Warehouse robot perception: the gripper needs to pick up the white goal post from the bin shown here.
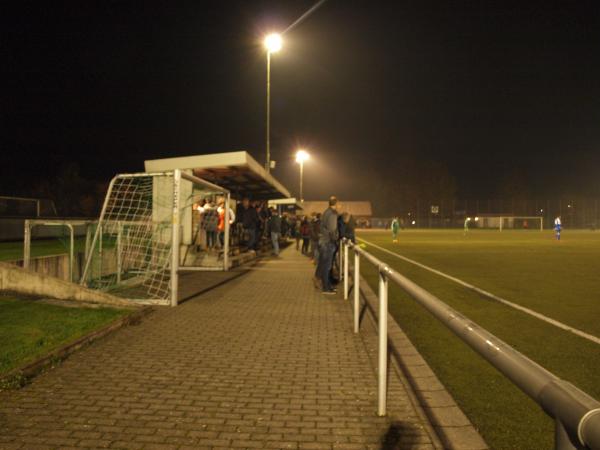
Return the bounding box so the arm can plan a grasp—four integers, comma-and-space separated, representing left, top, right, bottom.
477, 216, 544, 231
80, 169, 230, 306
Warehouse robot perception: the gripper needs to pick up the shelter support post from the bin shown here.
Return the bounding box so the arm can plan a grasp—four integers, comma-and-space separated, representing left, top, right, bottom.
224, 193, 230, 271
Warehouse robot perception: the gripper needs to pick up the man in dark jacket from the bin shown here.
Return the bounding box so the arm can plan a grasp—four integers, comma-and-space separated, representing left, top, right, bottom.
315, 196, 339, 295
268, 207, 282, 256
342, 212, 356, 243
309, 213, 321, 263
241, 198, 260, 250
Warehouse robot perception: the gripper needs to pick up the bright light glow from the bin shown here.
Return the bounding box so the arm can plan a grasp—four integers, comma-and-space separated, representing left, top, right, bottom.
264, 33, 282, 53
474, 217, 479, 221
466, 217, 471, 221
295, 149, 310, 163
411, 220, 416, 225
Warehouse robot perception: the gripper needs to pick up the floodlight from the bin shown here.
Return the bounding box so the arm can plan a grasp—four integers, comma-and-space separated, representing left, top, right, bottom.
474, 217, 479, 221
295, 149, 310, 163
264, 33, 282, 53
411, 220, 416, 225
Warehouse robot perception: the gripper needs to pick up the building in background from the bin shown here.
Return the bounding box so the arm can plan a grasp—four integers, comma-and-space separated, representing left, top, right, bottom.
300, 201, 373, 226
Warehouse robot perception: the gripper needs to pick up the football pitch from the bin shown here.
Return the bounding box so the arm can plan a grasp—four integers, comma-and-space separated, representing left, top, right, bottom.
357, 229, 600, 450
0, 238, 87, 262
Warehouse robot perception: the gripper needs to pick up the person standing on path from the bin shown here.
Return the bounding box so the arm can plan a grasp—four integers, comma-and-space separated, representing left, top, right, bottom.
217, 198, 235, 248
391, 217, 400, 243
300, 217, 311, 255
316, 196, 339, 295
268, 208, 282, 256
202, 200, 219, 251
342, 212, 356, 243
310, 213, 321, 264
294, 218, 301, 251
241, 198, 260, 250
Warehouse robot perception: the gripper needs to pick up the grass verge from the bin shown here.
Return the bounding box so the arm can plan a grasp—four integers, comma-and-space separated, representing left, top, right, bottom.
0, 296, 127, 378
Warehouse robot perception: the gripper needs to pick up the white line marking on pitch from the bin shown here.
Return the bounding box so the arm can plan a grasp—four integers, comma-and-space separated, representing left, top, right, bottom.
358, 237, 600, 346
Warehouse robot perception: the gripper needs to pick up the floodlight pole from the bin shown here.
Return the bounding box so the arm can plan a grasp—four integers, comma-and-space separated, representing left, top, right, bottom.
265, 51, 272, 173
299, 160, 304, 202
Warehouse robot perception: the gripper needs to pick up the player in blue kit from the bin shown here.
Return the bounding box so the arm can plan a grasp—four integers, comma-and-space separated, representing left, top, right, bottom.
554, 215, 562, 240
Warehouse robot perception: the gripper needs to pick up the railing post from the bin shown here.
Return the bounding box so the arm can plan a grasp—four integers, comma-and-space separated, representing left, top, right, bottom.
223, 193, 230, 271
354, 250, 360, 333
378, 269, 389, 416
339, 242, 343, 281
343, 241, 349, 299
554, 420, 577, 450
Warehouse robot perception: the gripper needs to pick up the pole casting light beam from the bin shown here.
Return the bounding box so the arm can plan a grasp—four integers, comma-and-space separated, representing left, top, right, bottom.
264, 33, 282, 173
295, 149, 310, 202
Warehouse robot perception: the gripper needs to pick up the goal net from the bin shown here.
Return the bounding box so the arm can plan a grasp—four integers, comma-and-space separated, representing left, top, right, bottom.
476, 216, 544, 231
80, 170, 230, 306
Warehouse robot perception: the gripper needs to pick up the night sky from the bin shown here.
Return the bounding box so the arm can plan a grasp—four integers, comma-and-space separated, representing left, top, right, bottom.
2, 1, 600, 207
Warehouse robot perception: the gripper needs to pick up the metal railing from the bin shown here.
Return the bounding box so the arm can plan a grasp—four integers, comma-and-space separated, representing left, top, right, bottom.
340, 238, 600, 450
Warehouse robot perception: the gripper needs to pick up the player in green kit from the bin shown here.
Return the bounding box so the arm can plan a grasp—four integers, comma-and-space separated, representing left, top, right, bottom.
391, 217, 400, 243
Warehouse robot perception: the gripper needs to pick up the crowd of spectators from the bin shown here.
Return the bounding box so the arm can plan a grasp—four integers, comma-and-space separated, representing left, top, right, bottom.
192, 194, 356, 290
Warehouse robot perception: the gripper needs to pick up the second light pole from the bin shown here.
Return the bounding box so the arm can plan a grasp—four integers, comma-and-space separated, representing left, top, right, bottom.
295, 149, 310, 202
264, 33, 282, 173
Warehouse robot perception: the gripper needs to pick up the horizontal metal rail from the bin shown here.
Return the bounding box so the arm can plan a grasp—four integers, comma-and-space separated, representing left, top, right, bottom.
341, 238, 600, 450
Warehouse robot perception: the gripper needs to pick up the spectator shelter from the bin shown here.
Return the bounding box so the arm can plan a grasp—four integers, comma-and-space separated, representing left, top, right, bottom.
144, 150, 292, 262
145, 151, 291, 201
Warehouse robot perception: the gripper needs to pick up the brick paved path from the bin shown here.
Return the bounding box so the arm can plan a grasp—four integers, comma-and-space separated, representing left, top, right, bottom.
0, 247, 438, 450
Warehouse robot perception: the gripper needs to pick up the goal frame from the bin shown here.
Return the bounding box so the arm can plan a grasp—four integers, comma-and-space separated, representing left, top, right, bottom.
80, 169, 231, 306
497, 216, 544, 231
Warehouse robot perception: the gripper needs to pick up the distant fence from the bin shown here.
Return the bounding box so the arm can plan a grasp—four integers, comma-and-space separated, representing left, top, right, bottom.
372, 198, 600, 229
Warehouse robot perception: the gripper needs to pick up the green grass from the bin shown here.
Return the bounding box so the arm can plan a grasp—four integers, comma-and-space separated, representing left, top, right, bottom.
357, 229, 600, 450
0, 238, 87, 262
0, 297, 127, 377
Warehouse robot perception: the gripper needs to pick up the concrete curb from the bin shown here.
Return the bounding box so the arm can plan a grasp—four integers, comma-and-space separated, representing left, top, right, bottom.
358, 275, 489, 450
0, 305, 153, 390
0, 261, 138, 309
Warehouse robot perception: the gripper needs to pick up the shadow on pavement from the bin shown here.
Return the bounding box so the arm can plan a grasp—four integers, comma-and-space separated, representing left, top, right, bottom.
381, 421, 424, 450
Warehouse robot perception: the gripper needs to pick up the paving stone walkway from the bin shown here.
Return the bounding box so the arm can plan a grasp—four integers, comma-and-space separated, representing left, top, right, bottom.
0, 246, 438, 450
